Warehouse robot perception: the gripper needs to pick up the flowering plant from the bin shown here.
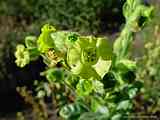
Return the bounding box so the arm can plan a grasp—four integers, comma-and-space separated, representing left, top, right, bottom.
15, 0, 153, 119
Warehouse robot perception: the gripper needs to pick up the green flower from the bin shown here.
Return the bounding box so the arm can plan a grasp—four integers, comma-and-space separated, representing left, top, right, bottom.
15, 44, 30, 67
67, 36, 112, 80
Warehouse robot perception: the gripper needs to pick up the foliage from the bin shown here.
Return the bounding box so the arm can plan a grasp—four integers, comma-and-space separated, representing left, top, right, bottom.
0, 0, 124, 34
135, 4, 160, 115
15, 0, 153, 119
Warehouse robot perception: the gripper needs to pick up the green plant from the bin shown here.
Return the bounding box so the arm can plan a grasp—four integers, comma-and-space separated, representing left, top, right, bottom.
15, 0, 153, 119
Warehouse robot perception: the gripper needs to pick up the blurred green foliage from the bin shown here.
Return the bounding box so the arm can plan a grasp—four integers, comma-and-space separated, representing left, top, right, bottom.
135, 2, 160, 116
0, 0, 124, 34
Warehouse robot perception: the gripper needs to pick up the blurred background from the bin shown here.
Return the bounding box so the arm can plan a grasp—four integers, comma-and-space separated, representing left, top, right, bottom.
0, 0, 159, 119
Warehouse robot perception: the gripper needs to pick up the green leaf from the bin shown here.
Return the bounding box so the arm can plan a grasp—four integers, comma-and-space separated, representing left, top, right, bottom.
78, 64, 100, 79
51, 31, 68, 53
79, 112, 109, 120
67, 46, 81, 68
93, 58, 112, 79
37, 90, 45, 98
93, 80, 104, 94
76, 79, 93, 96
28, 48, 40, 61
60, 103, 88, 120
91, 97, 109, 116
91, 97, 103, 111
45, 68, 64, 82
116, 59, 136, 72
117, 100, 132, 111
111, 114, 122, 120
113, 30, 133, 60
97, 37, 112, 60
25, 36, 37, 49
77, 36, 96, 49
102, 72, 117, 89
132, 81, 143, 89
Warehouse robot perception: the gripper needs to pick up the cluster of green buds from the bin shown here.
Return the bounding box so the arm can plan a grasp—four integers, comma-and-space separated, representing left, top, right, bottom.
15, 44, 30, 67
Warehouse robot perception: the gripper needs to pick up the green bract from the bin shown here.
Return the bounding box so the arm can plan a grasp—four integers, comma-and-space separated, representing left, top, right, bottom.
25, 36, 37, 49
37, 24, 56, 53
67, 36, 112, 79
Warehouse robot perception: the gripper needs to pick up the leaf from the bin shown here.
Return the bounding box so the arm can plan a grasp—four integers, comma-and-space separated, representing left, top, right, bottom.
117, 100, 132, 111
67, 46, 81, 68
77, 36, 96, 48
121, 70, 136, 83
60, 103, 88, 120
93, 58, 112, 79
37, 90, 45, 98
125, 81, 143, 98
25, 36, 37, 49
102, 72, 117, 89
132, 81, 143, 89
116, 59, 136, 72
97, 37, 112, 60
46, 68, 64, 82
111, 114, 122, 120
79, 112, 109, 120
93, 80, 104, 94
91, 97, 109, 116
51, 31, 68, 53
28, 48, 40, 61
113, 30, 133, 60
78, 64, 100, 79
76, 79, 93, 96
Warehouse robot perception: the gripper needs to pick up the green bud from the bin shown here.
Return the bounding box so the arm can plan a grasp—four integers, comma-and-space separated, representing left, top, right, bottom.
15, 44, 30, 67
